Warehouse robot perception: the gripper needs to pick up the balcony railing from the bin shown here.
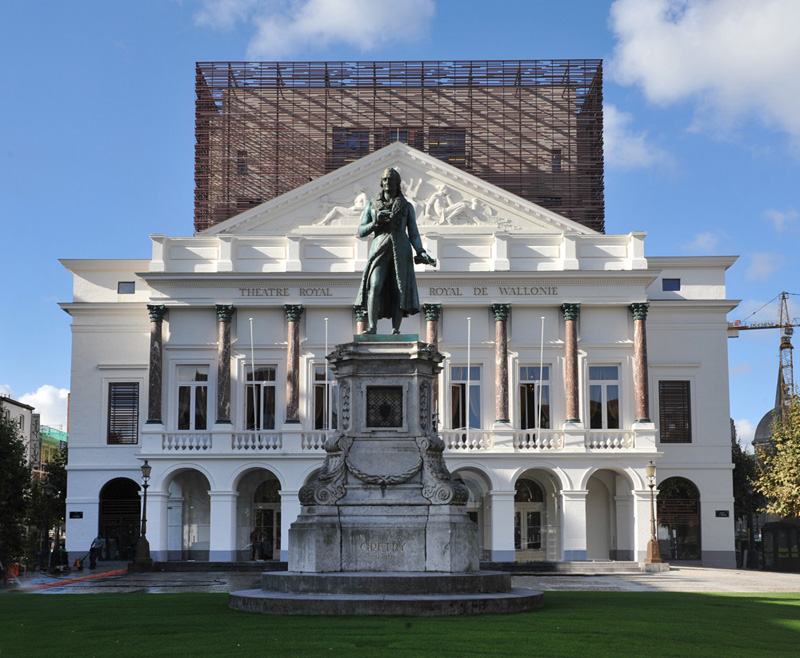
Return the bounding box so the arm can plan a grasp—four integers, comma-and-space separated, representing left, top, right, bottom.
441, 429, 493, 451
162, 432, 212, 451
232, 431, 282, 451
585, 430, 635, 450
145, 425, 649, 456
301, 431, 332, 451
514, 430, 564, 451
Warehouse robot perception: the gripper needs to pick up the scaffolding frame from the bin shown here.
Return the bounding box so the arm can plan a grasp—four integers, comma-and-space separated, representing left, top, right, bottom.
195, 60, 604, 232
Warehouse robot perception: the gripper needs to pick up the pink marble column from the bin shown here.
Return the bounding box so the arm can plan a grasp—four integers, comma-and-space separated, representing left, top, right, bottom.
353, 305, 368, 335
630, 303, 651, 422
423, 303, 442, 417
284, 304, 304, 423
146, 305, 167, 424
216, 304, 235, 424
561, 303, 580, 423
492, 303, 510, 423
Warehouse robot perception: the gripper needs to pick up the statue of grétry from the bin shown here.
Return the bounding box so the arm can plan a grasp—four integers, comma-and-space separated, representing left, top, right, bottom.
355, 168, 436, 334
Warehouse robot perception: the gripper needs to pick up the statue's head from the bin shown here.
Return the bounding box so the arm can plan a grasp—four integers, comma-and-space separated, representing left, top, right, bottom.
381, 168, 401, 197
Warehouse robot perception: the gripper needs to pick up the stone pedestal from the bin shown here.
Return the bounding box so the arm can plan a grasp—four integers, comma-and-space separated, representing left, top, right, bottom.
290, 335, 478, 573
231, 335, 542, 615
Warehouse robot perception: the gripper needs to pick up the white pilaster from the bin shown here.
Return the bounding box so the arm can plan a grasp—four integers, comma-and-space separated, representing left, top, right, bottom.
633, 489, 652, 562
147, 491, 170, 563
209, 491, 239, 562
280, 490, 301, 562
488, 489, 516, 561
561, 489, 588, 560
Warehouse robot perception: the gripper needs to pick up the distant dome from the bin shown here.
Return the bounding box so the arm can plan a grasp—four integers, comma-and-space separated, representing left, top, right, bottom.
754, 407, 782, 443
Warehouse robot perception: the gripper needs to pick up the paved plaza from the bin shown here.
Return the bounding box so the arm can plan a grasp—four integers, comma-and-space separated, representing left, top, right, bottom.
6, 564, 800, 596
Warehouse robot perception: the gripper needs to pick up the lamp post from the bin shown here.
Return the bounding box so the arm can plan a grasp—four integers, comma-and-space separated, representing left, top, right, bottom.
745, 482, 757, 569
645, 460, 662, 564
42, 483, 57, 571
134, 460, 153, 568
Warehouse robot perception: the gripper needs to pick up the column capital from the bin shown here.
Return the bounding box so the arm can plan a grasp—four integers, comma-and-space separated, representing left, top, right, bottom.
147, 304, 168, 323
215, 304, 236, 322
284, 304, 304, 323
561, 303, 581, 321
353, 305, 368, 322
491, 303, 510, 322
630, 302, 650, 321
423, 303, 442, 322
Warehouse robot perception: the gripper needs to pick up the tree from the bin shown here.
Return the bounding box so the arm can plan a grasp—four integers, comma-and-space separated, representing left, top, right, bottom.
754, 394, 800, 518
0, 412, 32, 567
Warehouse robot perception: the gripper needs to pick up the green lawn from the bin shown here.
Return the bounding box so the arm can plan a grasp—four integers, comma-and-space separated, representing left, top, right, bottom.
1, 591, 798, 657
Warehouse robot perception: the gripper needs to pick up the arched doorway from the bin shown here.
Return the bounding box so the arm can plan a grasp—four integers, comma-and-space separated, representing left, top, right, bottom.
166, 470, 211, 561
657, 477, 701, 561
585, 470, 634, 561
236, 470, 281, 561
98, 478, 140, 561
514, 478, 546, 561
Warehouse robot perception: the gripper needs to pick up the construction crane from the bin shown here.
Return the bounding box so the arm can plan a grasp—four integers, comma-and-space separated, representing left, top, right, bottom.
728, 292, 800, 408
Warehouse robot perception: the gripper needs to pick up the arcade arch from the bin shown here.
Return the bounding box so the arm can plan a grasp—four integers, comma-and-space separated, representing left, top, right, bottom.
236, 469, 282, 561
165, 469, 211, 561
513, 470, 561, 562
657, 477, 701, 561
585, 469, 634, 561
98, 478, 140, 561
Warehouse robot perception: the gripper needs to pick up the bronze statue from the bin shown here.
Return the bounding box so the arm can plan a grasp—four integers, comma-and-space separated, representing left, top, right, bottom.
355, 168, 436, 334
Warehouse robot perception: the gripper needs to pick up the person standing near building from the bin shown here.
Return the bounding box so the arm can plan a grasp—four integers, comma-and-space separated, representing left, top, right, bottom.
89, 534, 105, 569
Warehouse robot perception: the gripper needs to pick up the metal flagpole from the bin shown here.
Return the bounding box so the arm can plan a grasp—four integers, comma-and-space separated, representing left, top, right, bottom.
249, 318, 256, 429
325, 317, 331, 433
467, 316, 471, 448
538, 316, 545, 442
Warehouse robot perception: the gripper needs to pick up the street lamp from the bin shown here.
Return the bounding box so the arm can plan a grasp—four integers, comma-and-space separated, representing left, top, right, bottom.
42, 483, 57, 571
645, 460, 663, 564
134, 460, 153, 568
745, 482, 757, 569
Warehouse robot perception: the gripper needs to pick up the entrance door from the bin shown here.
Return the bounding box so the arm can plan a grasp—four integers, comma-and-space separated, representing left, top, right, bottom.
514, 508, 542, 551
253, 506, 280, 560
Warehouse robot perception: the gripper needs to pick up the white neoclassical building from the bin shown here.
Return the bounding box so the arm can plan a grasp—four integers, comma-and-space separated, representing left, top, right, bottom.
61, 143, 737, 567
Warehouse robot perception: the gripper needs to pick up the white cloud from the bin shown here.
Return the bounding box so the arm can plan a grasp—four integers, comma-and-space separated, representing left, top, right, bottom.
745, 252, 785, 282
18, 385, 69, 430
0, 384, 13, 397
603, 104, 672, 170
763, 208, 799, 233
194, 0, 259, 30
729, 362, 752, 377
194, 0, 436, 59
735, 418, 755, 445
608, 0, 800, 147
682, 230, 725, 254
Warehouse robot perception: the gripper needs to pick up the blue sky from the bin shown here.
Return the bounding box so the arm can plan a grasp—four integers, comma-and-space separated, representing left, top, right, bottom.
1, 0, 798, 445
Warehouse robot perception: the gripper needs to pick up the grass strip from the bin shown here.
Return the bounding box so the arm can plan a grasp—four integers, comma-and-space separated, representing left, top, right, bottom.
1, 591, 798, 657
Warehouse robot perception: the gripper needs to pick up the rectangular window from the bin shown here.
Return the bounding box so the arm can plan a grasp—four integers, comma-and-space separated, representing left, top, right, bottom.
177, 366, 209, 431
588, 366, 620, 429
374, 127, 424, 151
314, 365, 338, 430
551, 149, 562, 172
519, 366, 550, 429
451, 365, 481, 429
429, 127, 467, 165
246, 366, 276, 431
662, 278, 681, 291
117, 281, 135, 294
108, 382, 139, 444
659, 381, 692, 443
236, 150, 249, 175
330, 128, 370, 169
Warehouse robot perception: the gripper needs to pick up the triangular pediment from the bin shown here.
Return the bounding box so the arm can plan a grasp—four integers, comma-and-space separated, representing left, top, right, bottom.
200, 142, 597, 237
